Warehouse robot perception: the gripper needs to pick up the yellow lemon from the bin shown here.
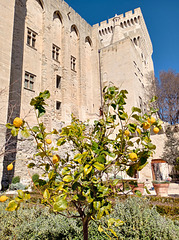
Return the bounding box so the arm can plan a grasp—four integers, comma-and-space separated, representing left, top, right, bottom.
148, 117, 156, 124
7, 163, 13, 171
52, 155, 60, 164
13, 117, 23, 128
129, 152, 138, 161
142, 122, 150, 130
124, 130, 130, 136
45, 139, 52, 144
0, 196, 9, 202
153, 127, 159, 134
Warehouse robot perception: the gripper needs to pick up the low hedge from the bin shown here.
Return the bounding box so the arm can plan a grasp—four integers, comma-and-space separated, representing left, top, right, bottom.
0, 197, 178, 240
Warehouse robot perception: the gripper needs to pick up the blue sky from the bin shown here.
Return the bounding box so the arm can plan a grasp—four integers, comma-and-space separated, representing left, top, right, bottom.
65, 0, 179, 79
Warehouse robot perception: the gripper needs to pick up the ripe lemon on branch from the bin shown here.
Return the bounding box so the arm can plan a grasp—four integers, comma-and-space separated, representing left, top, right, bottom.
0, 196, 8, 202
153, 127, 159, 134
7, 163, 13, 171
45, 139, 52, 144
13, 117, 23, 128
52, 155, 60, 164
129, 152, 138, 161
142, 122, 150, 130
147, 117, 156, 124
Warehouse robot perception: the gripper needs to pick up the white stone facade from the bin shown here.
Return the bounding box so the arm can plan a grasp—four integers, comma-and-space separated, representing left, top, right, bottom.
0, 0, 160, 188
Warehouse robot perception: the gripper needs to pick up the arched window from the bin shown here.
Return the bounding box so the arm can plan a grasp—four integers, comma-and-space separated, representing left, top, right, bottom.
85, 36, 92, 47
108, 27, 111, 33
124, 21, 127, 27
134, 17, 138, 24
53, 11, 63, 24
134, 38, 137, 46
127, 20, 131, 26
99, 30, 102, 36
131, 18, 134, 25
71, 25, 79, 39
120, 22, 123, 28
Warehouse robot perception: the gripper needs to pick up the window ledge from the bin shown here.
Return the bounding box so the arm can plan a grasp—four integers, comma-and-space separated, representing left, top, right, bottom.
26, 44, 37, 51
24, 87, 35, 92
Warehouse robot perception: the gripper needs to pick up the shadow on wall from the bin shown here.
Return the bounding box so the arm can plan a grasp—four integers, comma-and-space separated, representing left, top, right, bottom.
1, 0, 27, 191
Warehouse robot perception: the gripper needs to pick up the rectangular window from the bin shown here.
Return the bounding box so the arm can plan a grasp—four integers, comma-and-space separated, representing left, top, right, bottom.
52, 44, 60, 62
71, 56, 76, 71
24, 72, 35, 91
27, 28, 37, 48
56, 101, 61, 110
56, 75, 61, 89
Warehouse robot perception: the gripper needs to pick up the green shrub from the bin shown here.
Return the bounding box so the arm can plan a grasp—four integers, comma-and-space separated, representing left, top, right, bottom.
9, 183, 26, 190
110, 197, 179, 240
11, 176, 20, 184
0, 198, 178, 240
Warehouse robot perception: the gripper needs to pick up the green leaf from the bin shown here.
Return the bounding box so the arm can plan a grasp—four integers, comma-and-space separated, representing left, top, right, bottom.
53, 199, 67, 212
6, 123, 13, 129
132, 107, 141, 113
98, 225, 103, 233
17, 190, 24, 199
113, 179, 119, 185
145, 186, 151, 194
132, 114, 140, 121
27, 163, 35, 168
45, 163, 50, 172
93, 201, 101, 210
11, 127, 19, 136
57, 138, 66, 146
39, 90, 50, 100
48, 171, 56, 180
126, 165, 136, 177
32, 126, 39, 132
135, 190, 142, 197
93, 162, 104, 171
63, 175, 73, 182
150, 96, 158, 103
109, 229, 118, 237
43, 189, 50, 199
5, 200, 18, 211
147, 142, 156, 150
21, 128, 30, 138
84, 164, 92, 175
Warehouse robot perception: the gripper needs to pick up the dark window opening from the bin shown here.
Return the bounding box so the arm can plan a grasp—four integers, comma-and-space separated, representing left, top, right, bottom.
56, 101, 61, 110
56, 75, 61, 88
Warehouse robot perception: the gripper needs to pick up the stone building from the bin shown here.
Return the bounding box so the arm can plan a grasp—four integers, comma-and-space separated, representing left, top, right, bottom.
0, 0, 156, 188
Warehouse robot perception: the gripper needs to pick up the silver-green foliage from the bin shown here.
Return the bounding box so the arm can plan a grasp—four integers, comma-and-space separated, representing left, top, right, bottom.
0, 198, 178, 240
110, 197, 179, 240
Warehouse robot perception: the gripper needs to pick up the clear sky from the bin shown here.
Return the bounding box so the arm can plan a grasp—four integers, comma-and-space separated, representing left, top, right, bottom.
65, 0, 179, 79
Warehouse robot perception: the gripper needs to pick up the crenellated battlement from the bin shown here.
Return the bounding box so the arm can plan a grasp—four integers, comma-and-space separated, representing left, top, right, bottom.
94, 7, 142, 28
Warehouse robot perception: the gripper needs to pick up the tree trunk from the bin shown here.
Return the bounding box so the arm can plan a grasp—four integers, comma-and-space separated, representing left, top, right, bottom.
82, 218, 89, 240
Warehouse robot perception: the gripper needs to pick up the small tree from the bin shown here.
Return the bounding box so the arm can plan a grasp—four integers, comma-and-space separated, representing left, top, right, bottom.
147, 69, 179, 125
3, 87, 162, 240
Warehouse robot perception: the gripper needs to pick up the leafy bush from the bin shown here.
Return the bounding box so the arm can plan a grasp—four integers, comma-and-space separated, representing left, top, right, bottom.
32, 173, 39, 183
0, 198, 179, 240
110, 197, 179, 240
9, 183, 26, 190
11, 176, 20, 184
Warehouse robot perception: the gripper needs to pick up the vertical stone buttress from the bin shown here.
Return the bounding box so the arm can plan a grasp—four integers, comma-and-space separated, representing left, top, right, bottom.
1, 0, 26, 190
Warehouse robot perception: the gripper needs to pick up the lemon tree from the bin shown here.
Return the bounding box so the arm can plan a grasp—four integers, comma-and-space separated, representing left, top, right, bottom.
4, 87, 162, 240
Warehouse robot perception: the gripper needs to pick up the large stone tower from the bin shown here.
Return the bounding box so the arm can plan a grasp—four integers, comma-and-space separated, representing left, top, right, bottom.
0, 0, 155, 188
